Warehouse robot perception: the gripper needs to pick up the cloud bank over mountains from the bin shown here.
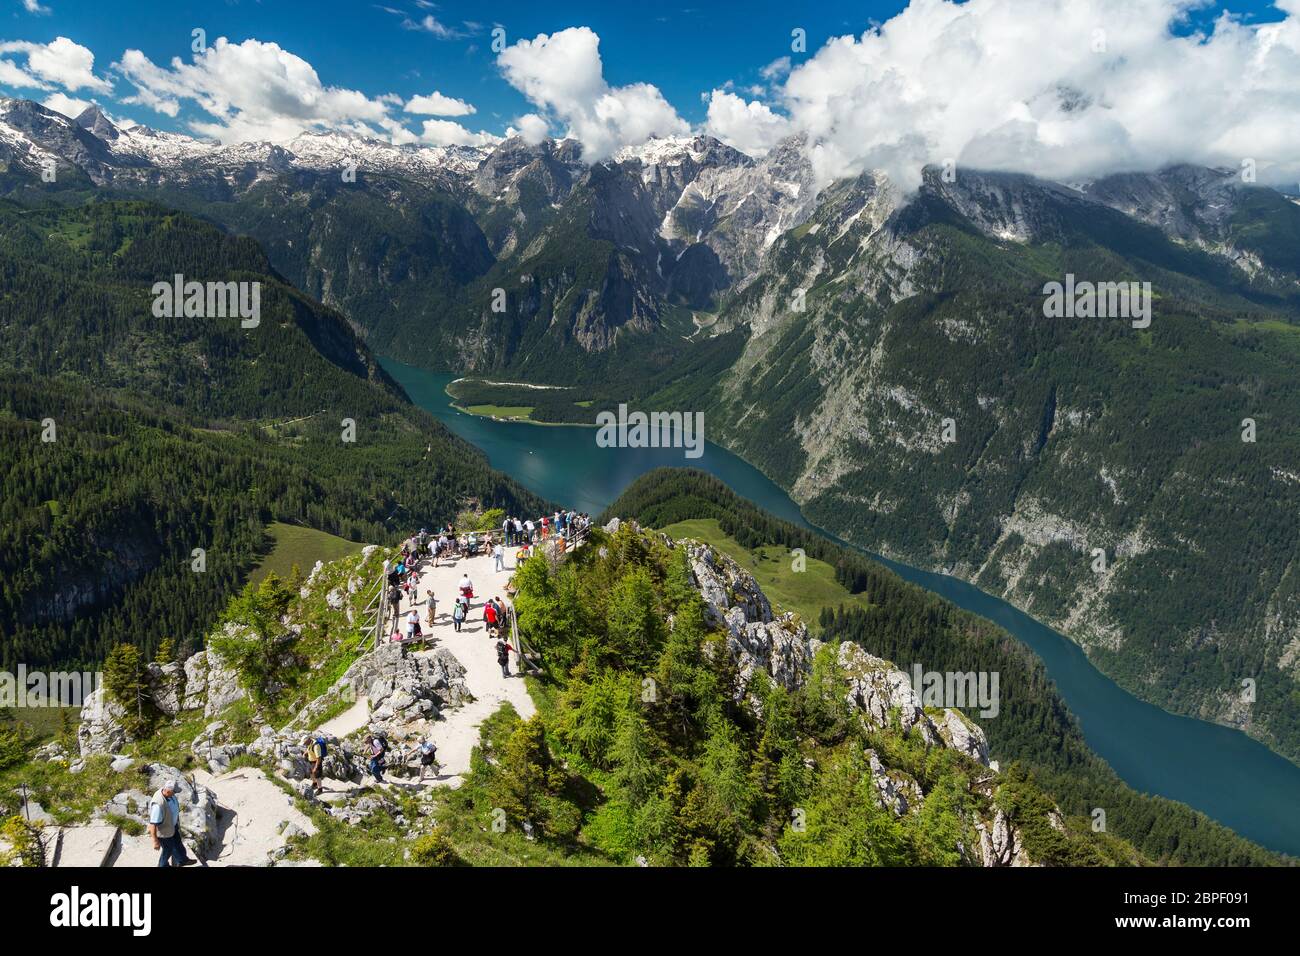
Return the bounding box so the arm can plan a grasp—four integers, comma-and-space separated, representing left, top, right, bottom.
718, 0, 1300, 190
2, 0, 1299, 189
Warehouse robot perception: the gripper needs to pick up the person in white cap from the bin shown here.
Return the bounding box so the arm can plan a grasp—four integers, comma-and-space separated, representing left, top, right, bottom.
149, 779, 194, 867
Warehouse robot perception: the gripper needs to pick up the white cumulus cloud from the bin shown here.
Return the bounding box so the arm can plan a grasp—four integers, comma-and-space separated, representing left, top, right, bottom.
404, 91, 475, 116
418, 117, 500, 147
765, 0, 1300, 191
510, 112, 550, 145
704, 89, 792, 157
41, 91, 90, 117
0, 36, 111, 93
497, 26, 689, 161
113, 37, 397, 143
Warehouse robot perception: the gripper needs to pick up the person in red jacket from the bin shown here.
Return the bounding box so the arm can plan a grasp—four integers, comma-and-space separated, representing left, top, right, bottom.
484, 600, 498, 636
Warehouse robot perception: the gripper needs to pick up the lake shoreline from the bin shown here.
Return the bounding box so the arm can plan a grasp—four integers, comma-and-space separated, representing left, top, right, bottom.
380, 355, 1300, 856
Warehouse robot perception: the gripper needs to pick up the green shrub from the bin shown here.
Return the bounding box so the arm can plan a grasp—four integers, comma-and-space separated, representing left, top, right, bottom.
0, 815, 43, 867
410, 828, 463, 866
0, 723, 33, 772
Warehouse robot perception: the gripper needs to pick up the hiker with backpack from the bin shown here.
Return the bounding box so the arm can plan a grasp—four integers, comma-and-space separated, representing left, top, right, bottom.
303, 734, 326, 794
452, 598, 467, 632
367, 734, 388, 783
415, 739, 439, 781
495, 637, 518, 678
149, 779, 195, 868
405, 608, 421, 642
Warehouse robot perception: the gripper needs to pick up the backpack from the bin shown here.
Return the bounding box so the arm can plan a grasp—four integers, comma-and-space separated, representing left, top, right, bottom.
314, 736, 328, 760
496, 642, 510, 664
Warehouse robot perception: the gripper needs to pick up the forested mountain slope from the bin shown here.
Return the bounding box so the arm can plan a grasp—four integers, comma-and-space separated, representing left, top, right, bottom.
603, 469, 1282, 865
709, 169, 1300, 763
0, 199, 545, 671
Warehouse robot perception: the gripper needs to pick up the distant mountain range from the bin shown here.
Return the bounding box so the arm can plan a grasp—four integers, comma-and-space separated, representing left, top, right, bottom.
6, 96, 1300, 767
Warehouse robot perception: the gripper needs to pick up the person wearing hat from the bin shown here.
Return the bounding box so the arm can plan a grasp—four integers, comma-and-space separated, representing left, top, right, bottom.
149, 779, 194, 867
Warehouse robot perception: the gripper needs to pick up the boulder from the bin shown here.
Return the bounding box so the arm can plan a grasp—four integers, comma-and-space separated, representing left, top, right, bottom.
32, 741, 69, 763
145, 661, 185, 716
76, 687, 127, 757
102, 789, 151, 817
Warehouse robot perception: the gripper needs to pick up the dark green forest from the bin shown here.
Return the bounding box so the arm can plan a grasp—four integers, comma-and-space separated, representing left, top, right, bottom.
0, 199, 546, 671
462, 520, 1143, 866
603, 468, 1284, 865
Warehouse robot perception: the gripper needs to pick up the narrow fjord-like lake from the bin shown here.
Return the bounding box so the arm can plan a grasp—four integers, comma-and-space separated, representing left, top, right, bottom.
382, 357, 1300, 856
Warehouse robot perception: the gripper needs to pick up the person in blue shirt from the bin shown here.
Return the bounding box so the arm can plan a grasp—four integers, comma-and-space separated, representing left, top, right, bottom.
149, 779, 194, 867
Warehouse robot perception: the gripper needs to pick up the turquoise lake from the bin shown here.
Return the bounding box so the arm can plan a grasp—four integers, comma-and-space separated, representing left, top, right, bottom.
382, 357, 1300, 857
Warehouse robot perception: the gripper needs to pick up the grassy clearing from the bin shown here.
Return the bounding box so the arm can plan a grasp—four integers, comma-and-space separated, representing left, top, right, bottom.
250, 522, 367, 586
0, 704, 80, 743
465, 403, 535, 421
660, 517, 875, 627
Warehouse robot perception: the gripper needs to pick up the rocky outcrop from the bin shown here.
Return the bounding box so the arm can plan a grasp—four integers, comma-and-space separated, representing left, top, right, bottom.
687, 542, 773, 628
683, 540, 992, 770
246, 727, 361, 783
865, 749, 923, 815
76, 687, 128, 758
727, 615, 815, 695
343, 643, 472, 726
935, 708, 991, 766
838, 643, 942, 748
145, 661, 185, 716
974, 809, 1038, 867
181, 646, 245, 717
666, 531, 1051, 862
683, 542, 814, 703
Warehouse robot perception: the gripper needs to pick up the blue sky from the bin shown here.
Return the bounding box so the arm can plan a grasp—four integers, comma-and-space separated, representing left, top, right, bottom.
3, 0, 1298, 190
3, 0, 1289, 135
4, 0, 917, 130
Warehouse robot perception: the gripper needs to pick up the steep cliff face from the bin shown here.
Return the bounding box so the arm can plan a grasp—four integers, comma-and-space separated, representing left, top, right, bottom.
710, 165, 1300, 762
